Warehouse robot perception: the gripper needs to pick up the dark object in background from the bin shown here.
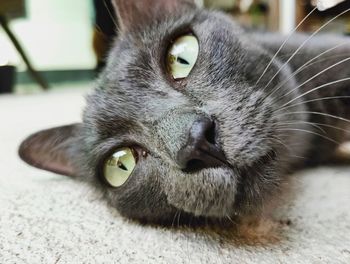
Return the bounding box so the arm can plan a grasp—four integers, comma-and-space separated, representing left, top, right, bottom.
0, 0, 26, 19
304, 0, 350, 35
0, 65, 15, 94
306, 0, 350, 17
93, 0, 119, 72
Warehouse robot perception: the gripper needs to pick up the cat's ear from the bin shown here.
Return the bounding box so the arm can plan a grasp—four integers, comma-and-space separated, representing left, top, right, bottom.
19, 124, 81, 177
112, 0, 196, 32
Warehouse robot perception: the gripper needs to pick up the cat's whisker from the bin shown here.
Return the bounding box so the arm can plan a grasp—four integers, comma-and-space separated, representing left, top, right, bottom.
276, 95, 350, 113
255, 7, 317, 86
274, 140, 308, 150
255, 166, 276, 184
269, 136, 307, 160
205, 216, 209, 229
277, 121, 327, 134
279, 119, 350, 133
274, 111, 350, 125
263, 42, 350, 102
194, 196, 201, 222
304, 122, 349, 133
269, 136, 290, 151
187, 214, 194, 228
254, 134, 297, 153
275, 60, 350, 108
277, 50, 350, 60
177, 211, 182, 228
272, 131, 324, 159
261, 8, 350, 93
171, 210, 179, 229
276, 128, 340, 144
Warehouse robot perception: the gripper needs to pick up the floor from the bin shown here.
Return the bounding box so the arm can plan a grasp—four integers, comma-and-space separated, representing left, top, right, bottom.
0, 85, 349, 263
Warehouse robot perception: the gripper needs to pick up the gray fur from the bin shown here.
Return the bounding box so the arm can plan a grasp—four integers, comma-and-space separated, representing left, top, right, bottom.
19, 1, 350, 224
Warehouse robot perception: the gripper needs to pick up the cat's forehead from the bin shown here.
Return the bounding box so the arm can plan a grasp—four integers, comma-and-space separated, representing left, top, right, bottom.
109, 10, 242, 66
86, 10, 247, 137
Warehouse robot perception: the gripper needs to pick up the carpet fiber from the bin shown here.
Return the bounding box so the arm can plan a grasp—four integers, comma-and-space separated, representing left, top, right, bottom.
0, 88, 349, 263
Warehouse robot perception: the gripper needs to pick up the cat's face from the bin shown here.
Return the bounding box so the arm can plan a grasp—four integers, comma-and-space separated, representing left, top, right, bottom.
19, 0, 308, 223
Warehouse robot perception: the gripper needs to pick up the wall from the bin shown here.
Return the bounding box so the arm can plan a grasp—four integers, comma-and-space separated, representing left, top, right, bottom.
0, 0, 95, 71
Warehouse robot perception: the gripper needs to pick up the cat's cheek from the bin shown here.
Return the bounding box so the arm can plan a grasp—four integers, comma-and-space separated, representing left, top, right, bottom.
161, 167, 238, 218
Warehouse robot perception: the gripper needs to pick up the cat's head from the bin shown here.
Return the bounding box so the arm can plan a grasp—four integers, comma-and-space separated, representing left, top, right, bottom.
19, 0, 308, 224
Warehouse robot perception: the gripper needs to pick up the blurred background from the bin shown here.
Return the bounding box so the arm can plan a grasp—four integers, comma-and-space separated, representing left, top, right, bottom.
0, 0, 350, 94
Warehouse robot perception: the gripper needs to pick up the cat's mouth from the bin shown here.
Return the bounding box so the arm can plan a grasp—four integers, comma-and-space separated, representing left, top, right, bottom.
166, 149, 278, 218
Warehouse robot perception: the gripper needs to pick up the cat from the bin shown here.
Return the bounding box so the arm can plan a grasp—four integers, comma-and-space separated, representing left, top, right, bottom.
19, 0, 350, 224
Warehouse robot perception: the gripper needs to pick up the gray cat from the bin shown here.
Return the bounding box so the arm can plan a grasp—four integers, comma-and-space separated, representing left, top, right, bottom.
19, 0, 350, 224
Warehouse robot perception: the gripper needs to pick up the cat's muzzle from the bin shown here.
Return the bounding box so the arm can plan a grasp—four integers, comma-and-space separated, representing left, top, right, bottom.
177, 116, 227, 173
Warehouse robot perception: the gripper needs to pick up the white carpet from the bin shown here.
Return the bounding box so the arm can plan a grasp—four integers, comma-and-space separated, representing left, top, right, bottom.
0, 88, 349, 264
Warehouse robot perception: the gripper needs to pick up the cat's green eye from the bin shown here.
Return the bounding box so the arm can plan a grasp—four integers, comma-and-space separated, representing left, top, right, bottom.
104, 147, 136, 187
167, 35, 199, 80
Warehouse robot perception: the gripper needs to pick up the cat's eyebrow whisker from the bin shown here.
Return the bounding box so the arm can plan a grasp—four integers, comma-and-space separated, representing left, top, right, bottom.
95, 24, 104, 35
225, 214, 236, 225
263, 42, 350, 102
103, 0, 119, 29
260, 8, 350, 94
276, 128, 340, 145
274, 59, 350, 108
274, 111, 350, 125
255, 7, 317, 86
276, 95, 350, 113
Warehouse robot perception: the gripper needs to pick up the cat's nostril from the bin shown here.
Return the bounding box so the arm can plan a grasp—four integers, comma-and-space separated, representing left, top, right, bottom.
183, 159, 206, 173
205, 121, 217, 145
177, 117, 226, 172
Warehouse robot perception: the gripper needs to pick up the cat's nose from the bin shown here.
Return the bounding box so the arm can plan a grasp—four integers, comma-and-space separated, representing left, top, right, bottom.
177, 117, 226, 172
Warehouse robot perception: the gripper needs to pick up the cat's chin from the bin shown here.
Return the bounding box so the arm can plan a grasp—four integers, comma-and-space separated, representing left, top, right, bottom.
163, 166, 238, 218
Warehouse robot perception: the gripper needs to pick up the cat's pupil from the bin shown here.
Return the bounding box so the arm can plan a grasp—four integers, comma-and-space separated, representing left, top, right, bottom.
177, 57, 190, 65
117, 161, 128, 171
